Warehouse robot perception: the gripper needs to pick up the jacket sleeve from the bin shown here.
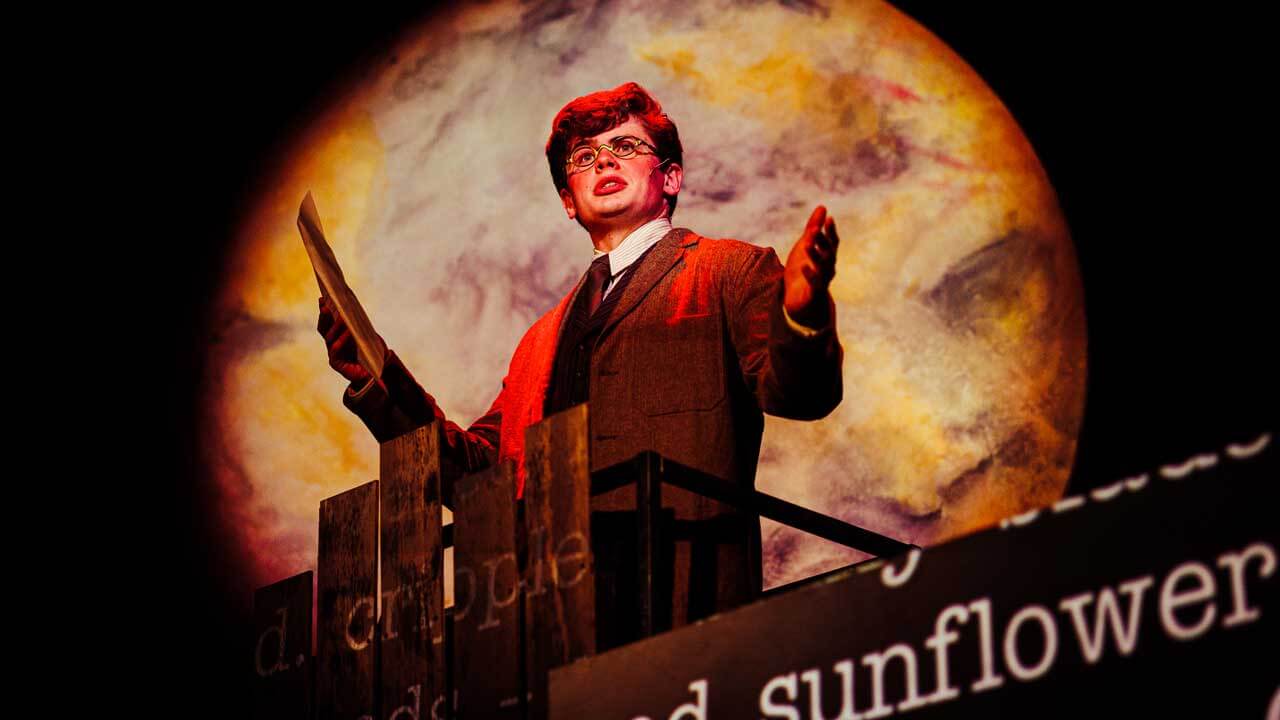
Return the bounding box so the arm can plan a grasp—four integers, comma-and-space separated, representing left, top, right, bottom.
342, 349, 502, 506
725, 245, 844, 420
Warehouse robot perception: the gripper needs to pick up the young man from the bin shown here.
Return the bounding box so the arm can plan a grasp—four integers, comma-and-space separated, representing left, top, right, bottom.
319, 82, 842, 644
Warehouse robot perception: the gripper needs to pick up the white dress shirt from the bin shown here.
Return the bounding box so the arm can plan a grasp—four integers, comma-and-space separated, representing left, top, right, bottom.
592, 216, 672, 300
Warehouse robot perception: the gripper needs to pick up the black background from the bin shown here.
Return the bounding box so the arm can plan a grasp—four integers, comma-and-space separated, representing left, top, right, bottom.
148, 1, 1273, 714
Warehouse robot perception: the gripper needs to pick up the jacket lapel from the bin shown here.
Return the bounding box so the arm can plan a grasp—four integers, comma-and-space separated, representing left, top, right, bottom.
600, 227, 698, 338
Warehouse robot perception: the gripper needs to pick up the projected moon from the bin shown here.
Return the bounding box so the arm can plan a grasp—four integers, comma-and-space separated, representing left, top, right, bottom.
200, 0, 1086, 595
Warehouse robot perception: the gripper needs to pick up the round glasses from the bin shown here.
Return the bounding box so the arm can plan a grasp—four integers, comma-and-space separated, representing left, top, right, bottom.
566, 136, 660, 174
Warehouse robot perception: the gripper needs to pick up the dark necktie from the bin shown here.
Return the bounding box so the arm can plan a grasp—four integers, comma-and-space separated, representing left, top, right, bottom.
585, 255, 612, 317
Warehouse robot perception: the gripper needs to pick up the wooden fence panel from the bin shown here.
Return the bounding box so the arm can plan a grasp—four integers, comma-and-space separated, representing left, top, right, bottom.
317, 481, 379, 720
522, 405, 595, 720
380, 424, 446, 720
452, 462, 523, 719
253, 571, 314, 720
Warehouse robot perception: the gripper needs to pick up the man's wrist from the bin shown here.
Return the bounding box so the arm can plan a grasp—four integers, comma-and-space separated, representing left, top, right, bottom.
782, 302, 827, 338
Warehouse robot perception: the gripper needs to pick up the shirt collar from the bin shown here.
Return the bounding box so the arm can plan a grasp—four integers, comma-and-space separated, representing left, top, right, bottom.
592, 217, 672, 276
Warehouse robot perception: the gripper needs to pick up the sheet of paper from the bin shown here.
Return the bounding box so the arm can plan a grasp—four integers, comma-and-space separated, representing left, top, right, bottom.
297, 192, 386, 378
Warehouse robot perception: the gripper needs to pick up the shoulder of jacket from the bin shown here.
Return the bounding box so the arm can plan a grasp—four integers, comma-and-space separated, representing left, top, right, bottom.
680, 231, 772, 260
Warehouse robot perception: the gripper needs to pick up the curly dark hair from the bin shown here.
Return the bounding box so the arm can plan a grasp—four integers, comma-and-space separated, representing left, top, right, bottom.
545, 82, 684, 216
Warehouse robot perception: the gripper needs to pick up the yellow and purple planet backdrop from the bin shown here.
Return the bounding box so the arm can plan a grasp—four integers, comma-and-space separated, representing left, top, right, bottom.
199, 0, 1085, 599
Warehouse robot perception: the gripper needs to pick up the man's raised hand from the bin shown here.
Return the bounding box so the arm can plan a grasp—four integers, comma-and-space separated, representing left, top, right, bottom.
317, 296, 374, 387
783, 205, 840, 329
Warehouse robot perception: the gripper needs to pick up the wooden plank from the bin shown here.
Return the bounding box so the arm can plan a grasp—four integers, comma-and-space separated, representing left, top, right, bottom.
253, 571, 314, 720
380, 423, 447, 720
317, 481, 379, 720
444, 607, 456, 720
452, 462, 523, 719
522, 405, 595, 720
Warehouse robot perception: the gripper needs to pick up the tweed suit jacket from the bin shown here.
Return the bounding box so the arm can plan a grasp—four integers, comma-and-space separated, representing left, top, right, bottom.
344, 226, 843, 631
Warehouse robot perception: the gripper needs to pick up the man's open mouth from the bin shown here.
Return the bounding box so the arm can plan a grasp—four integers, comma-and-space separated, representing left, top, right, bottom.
595, 177, 627, 195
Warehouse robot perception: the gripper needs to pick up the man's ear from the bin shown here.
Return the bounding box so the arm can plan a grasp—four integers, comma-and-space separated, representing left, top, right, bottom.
559, 188, 577, 220
663, 163, 684, 197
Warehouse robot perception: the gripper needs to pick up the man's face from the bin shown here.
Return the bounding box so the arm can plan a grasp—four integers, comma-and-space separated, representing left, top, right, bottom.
559, 117, 682, 233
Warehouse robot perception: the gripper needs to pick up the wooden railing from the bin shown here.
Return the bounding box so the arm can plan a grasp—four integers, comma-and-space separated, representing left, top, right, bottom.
251, 403, 911, 719
251, 426, 1277, 718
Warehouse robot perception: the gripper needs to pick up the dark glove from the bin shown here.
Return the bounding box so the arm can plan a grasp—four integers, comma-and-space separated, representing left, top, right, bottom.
317, 295, 374, 387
